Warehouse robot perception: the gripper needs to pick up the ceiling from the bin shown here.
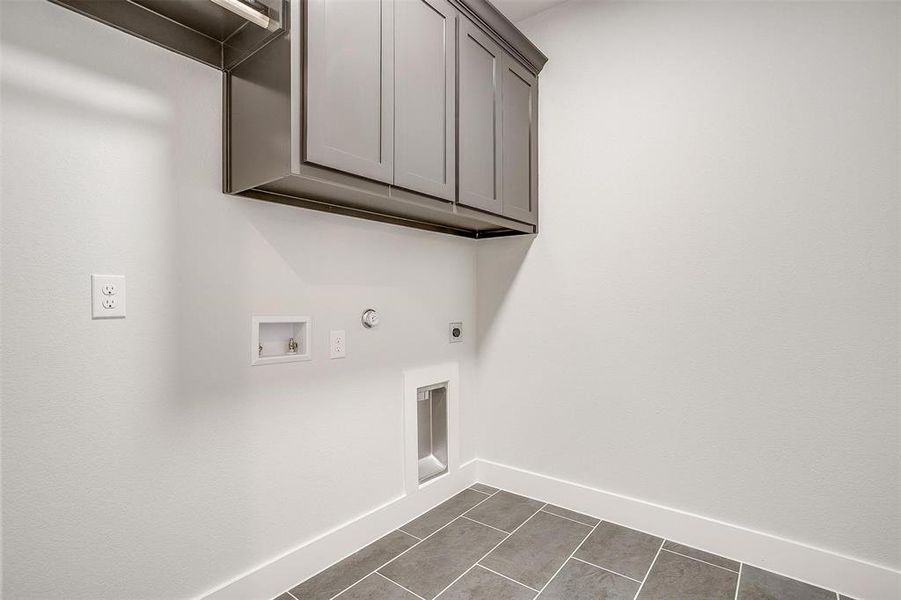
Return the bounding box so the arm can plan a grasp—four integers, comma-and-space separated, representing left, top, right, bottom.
491, 0, 570, 23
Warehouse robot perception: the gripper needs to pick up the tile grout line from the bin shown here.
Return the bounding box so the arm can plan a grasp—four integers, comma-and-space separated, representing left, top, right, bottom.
730, 560, 840, 600
321, 489, 500, 600
377, 571, 427, 600
541, 508, 740, 580
660, 548, 740, 574
433, 502, 549, 599
739, 559, 846, 596
632, 539, 666, 600
570, 556, 643, 584
583, 517, 749, 584
444, 503, 548, 598
267, 488, 839, 600
278, 488, 752, 600
324, 515, 458, 600
541, 507, 740, 594
594, 517, 666, 541
533, 518, 601, 597
397, 528, 422, 541
476, 564, 540, 593
461, 515, 510, 534
468, 486, 499, 497
539, 507, 597, 528
327, 575, 371, 599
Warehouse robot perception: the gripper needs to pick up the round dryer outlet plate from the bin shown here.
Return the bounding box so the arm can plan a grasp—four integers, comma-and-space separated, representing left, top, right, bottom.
361, 308, 379, 328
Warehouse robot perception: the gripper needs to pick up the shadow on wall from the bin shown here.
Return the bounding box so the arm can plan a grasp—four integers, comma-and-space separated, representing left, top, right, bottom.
1, 3, 481, 597
476, 235, 534, 347
0, 3, 267, 596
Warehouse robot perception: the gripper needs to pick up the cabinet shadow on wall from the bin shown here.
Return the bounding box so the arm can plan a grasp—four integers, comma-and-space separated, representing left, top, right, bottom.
477, 234, 534, 343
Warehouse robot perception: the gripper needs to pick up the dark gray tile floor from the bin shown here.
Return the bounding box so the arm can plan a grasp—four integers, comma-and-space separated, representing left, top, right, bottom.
737, 565, 837, 600
278, 485, 851, 600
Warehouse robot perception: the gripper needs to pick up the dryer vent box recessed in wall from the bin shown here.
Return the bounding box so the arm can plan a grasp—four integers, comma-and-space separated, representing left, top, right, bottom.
404, 363, 458, 492
417, 383, 448, 485
252, 316, 311, 365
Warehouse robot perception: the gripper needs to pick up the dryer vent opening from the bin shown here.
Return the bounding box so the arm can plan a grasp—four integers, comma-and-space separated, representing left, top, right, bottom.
417, 383, 448, 484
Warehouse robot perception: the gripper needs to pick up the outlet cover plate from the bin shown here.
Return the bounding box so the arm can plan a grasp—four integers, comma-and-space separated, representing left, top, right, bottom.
330, 329, 346, 359
92, 274, 126, 319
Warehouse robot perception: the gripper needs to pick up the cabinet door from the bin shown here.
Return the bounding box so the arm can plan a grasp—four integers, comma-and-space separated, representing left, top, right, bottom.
305, 0, 394, 183
394, 0, 456, 201
500, 56, 538, 224
457, 18, 503, 214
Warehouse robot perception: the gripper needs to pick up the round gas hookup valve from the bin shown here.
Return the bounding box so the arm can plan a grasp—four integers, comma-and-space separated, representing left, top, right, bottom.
361, 308, 379, 328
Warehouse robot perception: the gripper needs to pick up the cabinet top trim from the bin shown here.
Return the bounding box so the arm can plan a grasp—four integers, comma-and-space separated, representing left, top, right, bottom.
453, 0, 548, 74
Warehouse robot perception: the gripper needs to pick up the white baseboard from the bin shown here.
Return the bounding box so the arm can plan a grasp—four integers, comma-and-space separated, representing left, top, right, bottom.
475, 459, 901, 600
201, 459, 478, 600
200, 457, 899, 600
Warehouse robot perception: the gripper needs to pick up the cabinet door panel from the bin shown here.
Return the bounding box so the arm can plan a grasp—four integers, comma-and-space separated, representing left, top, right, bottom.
394, 0, 455, 201
457, 18, 502, 214
306, 0, 394, 183
501, 57, 537, 224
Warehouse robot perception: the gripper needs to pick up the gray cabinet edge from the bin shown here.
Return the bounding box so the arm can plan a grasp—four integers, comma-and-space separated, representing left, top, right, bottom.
452, 0, 548, 74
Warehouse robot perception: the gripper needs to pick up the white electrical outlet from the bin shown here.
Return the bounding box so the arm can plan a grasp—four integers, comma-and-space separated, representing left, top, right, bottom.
329, 330, 346, 359
92, 274, 126, 319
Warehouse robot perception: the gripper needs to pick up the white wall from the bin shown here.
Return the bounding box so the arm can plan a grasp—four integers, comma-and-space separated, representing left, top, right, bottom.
0, 2, 477, 598
478, 0, 900, 571
3, 0, 900, 596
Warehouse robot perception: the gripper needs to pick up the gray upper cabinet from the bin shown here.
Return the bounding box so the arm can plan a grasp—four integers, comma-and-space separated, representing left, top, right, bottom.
305, 0, 395, 183
226, 0, 547, 238
394, 0, 456, 201
500, 56, 538, 224
457, 17, 504, 215
64, 0, 549, 236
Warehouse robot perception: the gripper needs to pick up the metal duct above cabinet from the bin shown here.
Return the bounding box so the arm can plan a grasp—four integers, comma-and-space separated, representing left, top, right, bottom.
227, 0, 547, 238
50, 0, 287, 70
